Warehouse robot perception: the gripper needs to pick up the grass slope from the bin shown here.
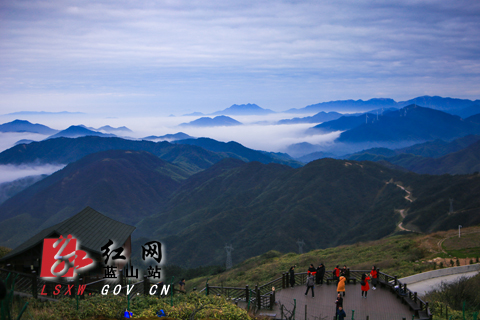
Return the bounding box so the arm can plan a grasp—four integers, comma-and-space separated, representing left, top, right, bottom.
186, 226, 480, 291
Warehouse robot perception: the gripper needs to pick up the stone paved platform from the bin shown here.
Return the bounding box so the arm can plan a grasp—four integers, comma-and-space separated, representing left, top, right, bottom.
271, 283, 418, 320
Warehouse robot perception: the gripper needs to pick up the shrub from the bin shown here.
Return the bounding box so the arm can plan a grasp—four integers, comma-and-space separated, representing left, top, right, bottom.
424, 274, 480, 312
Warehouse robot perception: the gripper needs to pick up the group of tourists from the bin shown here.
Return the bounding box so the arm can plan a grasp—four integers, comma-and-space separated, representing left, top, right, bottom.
288, 264, 380, 320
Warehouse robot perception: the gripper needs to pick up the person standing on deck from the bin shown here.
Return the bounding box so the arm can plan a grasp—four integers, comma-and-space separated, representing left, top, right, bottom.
337, 276, 346, 297
371, 266, 378, 290
336, 306, 347, 320
305, 272, 315, 297
289, 266, 296, 288
335, 292, 344, 314
316, 263, 325, 285
308, 263, 316, 276
361, 273, 370, 298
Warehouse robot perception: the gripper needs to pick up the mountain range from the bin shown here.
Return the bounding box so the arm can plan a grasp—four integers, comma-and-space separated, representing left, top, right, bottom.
143, 132, 194, 142
47, 125, 117, 139
277, 111, 343, 125
291, 105, 480, 157
1, 148, 479, 267
0, 120, 58, 135
345, 137, 480, 175
285, 96, 480, 116
211, 103, 275, 116
180, 116, 242, 127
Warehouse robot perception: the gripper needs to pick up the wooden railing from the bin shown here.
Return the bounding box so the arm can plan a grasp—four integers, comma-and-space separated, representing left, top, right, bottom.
205, 269, 433, 319
0, 268, 183, 301
1, 266, 432, 318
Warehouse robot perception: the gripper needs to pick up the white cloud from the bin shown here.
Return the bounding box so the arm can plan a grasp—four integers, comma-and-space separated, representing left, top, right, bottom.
0, 0, 479, 114
0, 132, 46, 153
0, 164, 65, 184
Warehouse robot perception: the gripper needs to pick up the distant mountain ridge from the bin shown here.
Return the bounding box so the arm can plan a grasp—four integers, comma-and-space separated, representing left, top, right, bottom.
175, 138, 303, 168
4, 111, 84, 116
211, 103, 276, 115
284, 96, 480, 115
0, 136, 301, 170
277, 111, 343, 125
179, 116, 242, 127
336, 105, 480, 143
0, 120, 58, 135
286, 98, 398, 113
143, 132, 194, 142
47, 125, 116, 139
97, 125, 132, 133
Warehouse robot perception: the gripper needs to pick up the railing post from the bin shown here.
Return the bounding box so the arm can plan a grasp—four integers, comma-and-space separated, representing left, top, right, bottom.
31, 271, 37, 299
119, 269, 124, 288
414, 292, 417, 303
283, 272, 286, 289
206, 283, 209, 296
143, 275, 150, 295
403, 283, 407, 294
255, 285, 261, 311
394, 276, 398, 286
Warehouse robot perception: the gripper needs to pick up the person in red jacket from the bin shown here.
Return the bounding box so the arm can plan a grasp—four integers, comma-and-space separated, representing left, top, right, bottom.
370, 266, 378, 290
307, 263, 316, 276
361, 273, 370, 298
333, 265, 340, 281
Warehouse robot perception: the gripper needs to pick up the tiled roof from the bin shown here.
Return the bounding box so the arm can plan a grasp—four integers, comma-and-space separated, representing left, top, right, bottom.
0, 207, 135, 261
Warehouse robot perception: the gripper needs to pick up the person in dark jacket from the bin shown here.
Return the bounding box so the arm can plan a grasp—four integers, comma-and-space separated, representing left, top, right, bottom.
335, 293, 343, 313
307, 263, 316, 276
340, 265, 347, 277
316, 263, 325, 285
336, 306, 347, 320
289, 266, 296, 288
178, 279, 186, 292
305, 272, 315, 297
371, 265, 378, 290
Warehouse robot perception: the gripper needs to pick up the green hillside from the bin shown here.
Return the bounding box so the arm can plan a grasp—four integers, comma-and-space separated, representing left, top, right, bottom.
185, 225, 480, 291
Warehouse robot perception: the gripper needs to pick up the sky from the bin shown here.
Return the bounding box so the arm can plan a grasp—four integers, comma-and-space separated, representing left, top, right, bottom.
1, 0, 480, 116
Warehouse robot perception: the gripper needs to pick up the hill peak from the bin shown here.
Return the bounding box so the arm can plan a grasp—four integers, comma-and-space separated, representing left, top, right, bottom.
211, 103, 275, 115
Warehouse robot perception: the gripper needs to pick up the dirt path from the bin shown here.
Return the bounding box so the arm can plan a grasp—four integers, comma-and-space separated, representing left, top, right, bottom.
437, 230, 480, 254
391, 181, 415, 232
394, 183, 413, 202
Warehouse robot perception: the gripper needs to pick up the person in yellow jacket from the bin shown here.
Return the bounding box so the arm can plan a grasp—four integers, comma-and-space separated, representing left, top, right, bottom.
337, 276, 346, 297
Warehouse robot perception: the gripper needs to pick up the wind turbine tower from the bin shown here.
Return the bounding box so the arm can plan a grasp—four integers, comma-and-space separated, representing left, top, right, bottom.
296, 239, 305, 254
225, 244, 234, 270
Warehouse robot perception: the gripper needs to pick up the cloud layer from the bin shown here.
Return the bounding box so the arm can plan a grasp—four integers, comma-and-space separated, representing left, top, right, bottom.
0, 164, 65, 184
1, 0, 479, 114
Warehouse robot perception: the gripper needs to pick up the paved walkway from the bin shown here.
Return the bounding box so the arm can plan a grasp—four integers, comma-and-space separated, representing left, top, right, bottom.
406, 270, 479, 297
271, 283, 418, 320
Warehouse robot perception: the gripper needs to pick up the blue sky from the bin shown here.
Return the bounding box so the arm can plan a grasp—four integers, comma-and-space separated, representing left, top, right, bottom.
1, 0, 479, 115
